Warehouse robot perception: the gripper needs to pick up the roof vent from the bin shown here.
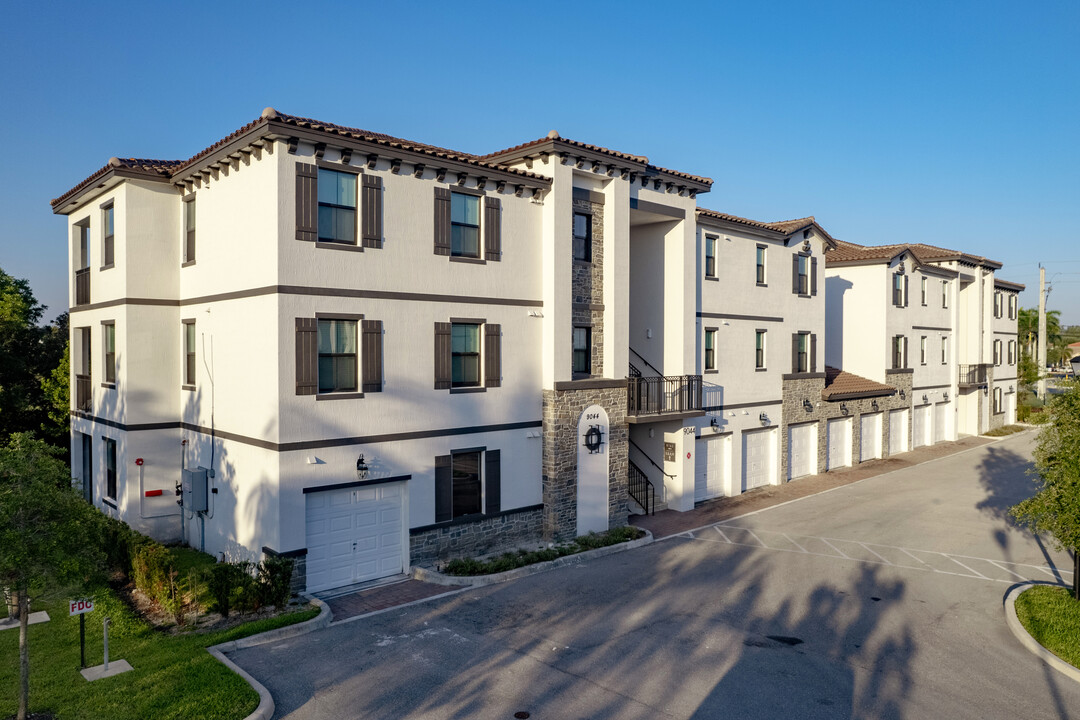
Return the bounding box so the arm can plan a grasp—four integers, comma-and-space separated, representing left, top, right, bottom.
546, 130, 560, 139
261, 106, 279, 120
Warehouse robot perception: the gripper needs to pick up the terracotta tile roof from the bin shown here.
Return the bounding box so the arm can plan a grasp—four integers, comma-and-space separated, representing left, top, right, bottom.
696, 208, 836, 246
822, 366, 897, 400
483, 133, 713, 187
826, 239, 1001, 269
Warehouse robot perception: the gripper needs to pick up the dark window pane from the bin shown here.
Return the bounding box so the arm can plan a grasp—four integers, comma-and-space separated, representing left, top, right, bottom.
452, 451, 482, 517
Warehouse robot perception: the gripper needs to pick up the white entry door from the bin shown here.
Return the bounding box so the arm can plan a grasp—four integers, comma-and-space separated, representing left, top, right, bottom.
912, 405, 930, 448
787, 422, 817, 480
934, 402, 948, 443
889, 409, 909, 455
305, 483, 404, 594
827, 417, 852, 471
695, 434, 731, 501
860, 413, 882, 462
742, 428, 775, 492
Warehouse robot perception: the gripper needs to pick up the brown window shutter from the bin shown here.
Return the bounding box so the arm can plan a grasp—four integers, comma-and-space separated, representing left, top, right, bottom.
485, 323, 501, 388
791, 333, 799, 373
361, 320, 383, 393
792, 255, 800, 294
810, 333, 817, 373
903, 336, 908, 368
811, 257, 818, 296
484, 196, 502, 261
904, 275, 909, 307
433, 187, 451, 256
295, 317, 318, 395
361, 174, 383, 248
485, 449, 501, 514
435, 454, 453, 523
295, 164, 318, 242
434, 322, 452, 389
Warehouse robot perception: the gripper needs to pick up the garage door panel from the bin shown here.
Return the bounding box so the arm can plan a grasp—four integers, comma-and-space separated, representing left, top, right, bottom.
860, 413, 881, 462
695, 435, 730, 502
742, 428, 775, 491
788, 423, 817, 480
889, 409, 908, 455
827, 418, 851, 471
934, 403, 947, 443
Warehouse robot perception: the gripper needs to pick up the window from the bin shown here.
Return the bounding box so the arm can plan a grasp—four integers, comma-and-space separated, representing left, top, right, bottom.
993, 339, 1002, 366
104, 437, 117, 501
75, 327, 91, 412
573, 212, 592, 262
704, 329, 716, 371
435, 448, 502, 522
183, 320, 196, 387
102, 204, 114, 267
994, 291, 1004, 318
794, 333, 808, 373
942, 281, 949, 309
1008, 340, 1016, 365
756, 330, 766, 370
451, 192, 480, 258
756, 246, 767, 285
317, 169, 357, 244
452, 323, 481, 387
920, 336, 927, 365
893, 273, 908, 307
993, 387, 1003, 414
921, 277, 927, 305
183, 196, 196, 263
1008, 294, 1017, 320
704, 235, 716, 278
77, 220, 90, 269
573, 326, 591, 375
102, 322, 115, 385
318, 319, 357, 393
892, 335, 907, 369
941, 336, 948, 365
794, 254, 809, 295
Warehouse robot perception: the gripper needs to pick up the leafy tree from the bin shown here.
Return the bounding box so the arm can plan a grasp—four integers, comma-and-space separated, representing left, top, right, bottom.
41, 341, 69, 436
1011, 378, 1080, 600
0, 433, 103, 720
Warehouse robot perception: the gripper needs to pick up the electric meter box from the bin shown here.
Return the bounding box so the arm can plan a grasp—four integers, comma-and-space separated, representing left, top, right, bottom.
182, 468, 209, 513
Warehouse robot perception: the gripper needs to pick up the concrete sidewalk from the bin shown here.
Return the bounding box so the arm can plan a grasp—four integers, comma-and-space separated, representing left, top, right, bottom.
631, 434, 998, 539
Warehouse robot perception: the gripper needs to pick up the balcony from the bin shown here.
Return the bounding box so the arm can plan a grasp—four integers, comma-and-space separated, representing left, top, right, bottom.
626, 375, 704, 423
75, 374, 92, 413
74, 268, 90, 306
959, 363, 989, 388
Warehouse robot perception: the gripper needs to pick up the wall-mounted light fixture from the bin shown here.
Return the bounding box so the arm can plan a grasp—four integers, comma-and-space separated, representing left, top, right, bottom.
710, 417, 719, 428
356, 454, 369, 481
922, 394, 929, 404
840, 402, 849, 415
983, 385, 989, 396
759, 412, 770, 426
943, 392, 949, 402
803, 399, 813, 412
899, 389, 906, 400
871, 400, 879, 411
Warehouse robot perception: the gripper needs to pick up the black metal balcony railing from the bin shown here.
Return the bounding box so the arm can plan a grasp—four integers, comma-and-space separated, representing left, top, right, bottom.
959, 363, 989, 386
75, 374, 92, 412
627, 375, 703, 418
74, 268, 90, 306
628, 460, 654, 516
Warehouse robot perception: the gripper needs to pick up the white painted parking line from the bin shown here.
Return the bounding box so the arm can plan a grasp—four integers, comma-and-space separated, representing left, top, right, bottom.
783, 533, 808, 553
715, 527, 733, 544
943, 555, 989, 580
859, 543, 894, 566
820, 538, 851, 560
989, 560, 1031, 581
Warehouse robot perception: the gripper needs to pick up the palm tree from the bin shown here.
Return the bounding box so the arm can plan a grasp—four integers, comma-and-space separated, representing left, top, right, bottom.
1018, 307, 1062, 361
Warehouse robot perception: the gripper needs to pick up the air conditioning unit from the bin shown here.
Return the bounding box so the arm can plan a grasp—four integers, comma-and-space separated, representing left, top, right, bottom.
182, 468, 208, 513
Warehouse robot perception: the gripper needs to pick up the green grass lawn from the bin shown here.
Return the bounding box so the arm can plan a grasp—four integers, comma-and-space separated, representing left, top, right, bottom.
1015, 585, 1080, 668
984, 424, 1028, 437
1, 584, 318, 720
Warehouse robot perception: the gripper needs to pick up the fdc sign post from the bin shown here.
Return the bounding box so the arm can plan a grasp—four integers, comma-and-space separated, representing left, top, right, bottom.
69, 598, 94, 669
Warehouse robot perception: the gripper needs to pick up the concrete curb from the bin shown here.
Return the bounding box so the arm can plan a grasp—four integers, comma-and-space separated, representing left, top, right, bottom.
1003, 581, 1080, 685
412, 530, 654, 587
206, 595, 332, 720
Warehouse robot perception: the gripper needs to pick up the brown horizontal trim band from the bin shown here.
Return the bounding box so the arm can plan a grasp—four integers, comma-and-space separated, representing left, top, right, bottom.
912, 325, 951, 332
993, 330, 1017, 335
572, 187, 605, 205
553, 379, 627, 391
262, 546, 308, 558
410, 504, 544, 535
782, 372, 827, 380
70, 285, 545, 313
995, 376, 1018, 382
822, 389, 897, 401
69, 412, 542, 452
697, 430, 734, 437
912, 384, 951, 391
702, 399, 783, 412
885, 368, 914, 375
572, 302, 605, 311
302, 474, 412, 494
630, 197, 685, 219
697, 311, 784, 323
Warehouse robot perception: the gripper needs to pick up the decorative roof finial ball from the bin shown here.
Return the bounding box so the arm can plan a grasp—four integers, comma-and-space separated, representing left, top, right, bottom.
261, 107, 279, 120
547, 130, 560, 139
108, 157, 122, 167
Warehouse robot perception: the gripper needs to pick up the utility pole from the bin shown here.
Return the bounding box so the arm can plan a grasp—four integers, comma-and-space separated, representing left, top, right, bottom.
1038, 265, 1047, 400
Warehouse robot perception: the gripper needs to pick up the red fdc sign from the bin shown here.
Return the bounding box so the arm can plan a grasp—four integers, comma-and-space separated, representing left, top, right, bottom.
69, 599, 94, 616
145, 489, 163, 497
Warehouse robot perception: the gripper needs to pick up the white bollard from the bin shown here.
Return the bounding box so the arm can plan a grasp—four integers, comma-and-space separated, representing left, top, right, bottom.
103, 617, 111, 672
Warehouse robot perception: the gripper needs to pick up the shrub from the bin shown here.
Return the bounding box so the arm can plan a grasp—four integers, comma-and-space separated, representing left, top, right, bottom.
443, 526, 645, 576
258, 555, 294, 609
208, 563, 242, 618
132, 543, 172, 601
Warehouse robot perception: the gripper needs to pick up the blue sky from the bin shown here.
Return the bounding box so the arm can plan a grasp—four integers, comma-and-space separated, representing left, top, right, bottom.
2, 0, 1078, 324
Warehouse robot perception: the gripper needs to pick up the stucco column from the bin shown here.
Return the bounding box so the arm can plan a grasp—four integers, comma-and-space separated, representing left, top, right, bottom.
663, 426, 697, 512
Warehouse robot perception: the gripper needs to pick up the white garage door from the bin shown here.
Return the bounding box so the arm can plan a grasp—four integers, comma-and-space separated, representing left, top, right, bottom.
1006, 393, 1015, 425
787, 422, 817, 480
742, 428, 775, 492
889, 409, 908, 455
912, 405, 931, 448
695, 434, 731, 501
934, 403, 947, 443
860, 413, 882, 462
827, 417, 852, 471
305, 483, 404, 594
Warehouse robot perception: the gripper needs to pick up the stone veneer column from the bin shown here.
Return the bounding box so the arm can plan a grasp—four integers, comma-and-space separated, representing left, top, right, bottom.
542, 382, 628, 542
571, 197, 605, 376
